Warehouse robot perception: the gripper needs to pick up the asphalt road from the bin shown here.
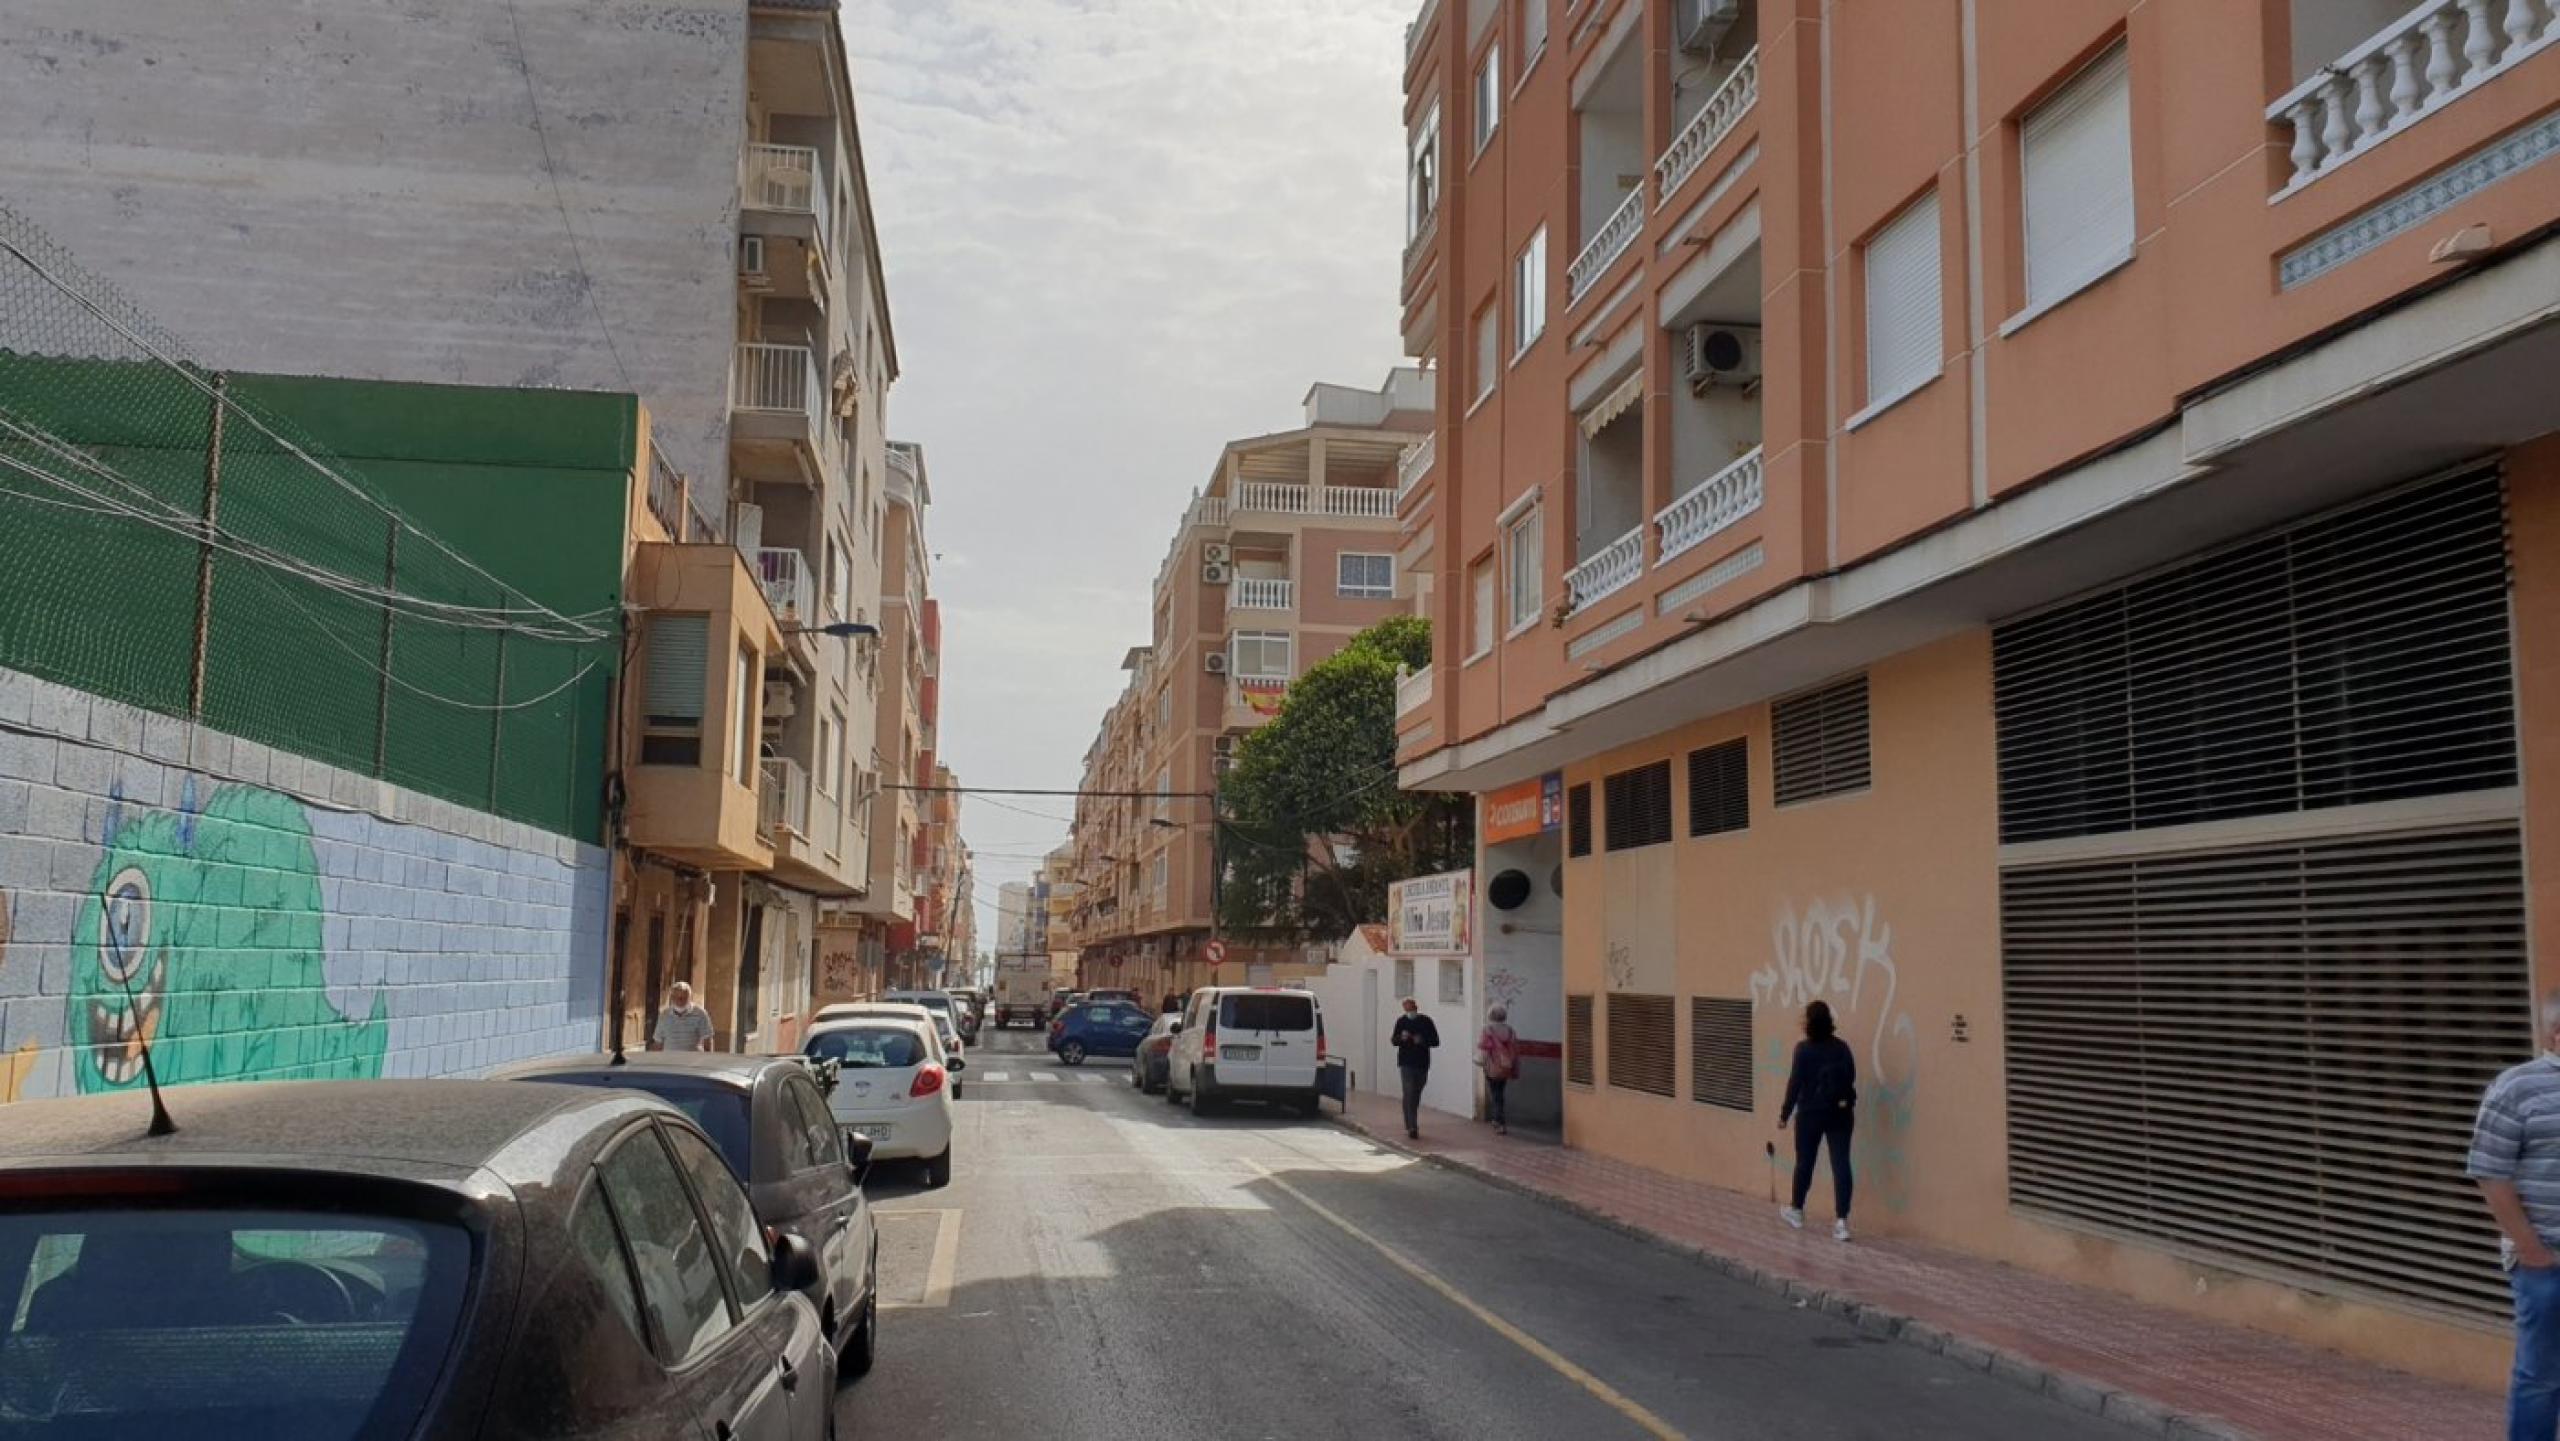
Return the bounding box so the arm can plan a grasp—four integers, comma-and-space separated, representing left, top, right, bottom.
834, 1027, 2141, 1441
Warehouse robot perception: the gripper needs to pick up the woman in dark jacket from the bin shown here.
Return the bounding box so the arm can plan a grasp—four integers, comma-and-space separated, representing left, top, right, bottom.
1776, 999, 1858, 1240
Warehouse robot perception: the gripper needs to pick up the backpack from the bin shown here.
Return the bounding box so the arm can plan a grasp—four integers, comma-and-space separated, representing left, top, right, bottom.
1481, 1026, 1518, 1080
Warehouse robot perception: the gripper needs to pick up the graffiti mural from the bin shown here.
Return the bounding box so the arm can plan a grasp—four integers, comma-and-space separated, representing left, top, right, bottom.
1752, 895, 1919, 1212
68, 780, 387, 1093
0, 885, 34, 1103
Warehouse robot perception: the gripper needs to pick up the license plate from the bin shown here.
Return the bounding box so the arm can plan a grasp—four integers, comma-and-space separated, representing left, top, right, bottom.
1221, 1046, 1262, 1061
848, 1124, 893, 1140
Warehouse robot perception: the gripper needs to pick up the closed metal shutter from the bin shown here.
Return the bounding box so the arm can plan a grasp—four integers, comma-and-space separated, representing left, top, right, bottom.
1690, 997, 1753, 1110
1687, 738, 1748, 837
1606, 993, 1675, 1097
1992, 468, 2514, 845
644, 613, 710, 724
2003, 824, 2528, 1320
1568, 783, 1593, 858
1565, 994, 1594, 1085
1772, 674, 1870, 806
1603, 761, 1672, 850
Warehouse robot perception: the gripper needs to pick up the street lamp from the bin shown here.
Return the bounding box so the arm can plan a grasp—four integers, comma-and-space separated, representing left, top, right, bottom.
782, 621, 880, 639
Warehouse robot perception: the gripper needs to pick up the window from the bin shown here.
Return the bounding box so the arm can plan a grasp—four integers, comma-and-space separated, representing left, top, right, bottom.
1519, 0, 1548, 67
2019, 41, 2133, 313
732, 645, 757, 786
1602, 761, 1672, 850
1438, 957, 1466, 1005
1468, 555, 1497, 659
1338, 553, 1395, 599
1473, 43, 1501, 152
571, 1186, 650, 1346
1513, 228, 1547, 357
1564, 994, 1594, 1085
805, 1025, 925, 1069
1686, 738, 1748, 837
1156, 684, 1172, 731
664, 1125, 772, 1312
1566, 782, 1592, 857
1231, 630, 1292, 680
825, 535, 851, 618
1393, 957, 1416, 1001
1771, 674, 1871, 806
1408, 100, 1442, 240
818, 715, 839, 797
1219, 993, 1316, 1031
1606, 993, 1674, 1097
782, 1079, 843, 1171
1862, 188, 1942, 410
1504, 504, 1542, 633
643, 614, 709, 766
598, 1128, 734, 1363
1690, 998, 1752, 1111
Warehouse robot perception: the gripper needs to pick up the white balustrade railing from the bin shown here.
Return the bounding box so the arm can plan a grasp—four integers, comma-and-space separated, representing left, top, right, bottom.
1655, 446, 1765, 564
742, 144, 831, 246
1403, 206, 1439, 278
756, 547, 814, 622
1235, 482, 1311, 514
1324, 486, 1398, 519
1568, 187, 1646, 305
1396, 434, 1436, 506
1404, 0, 1441, 66
1565, 524, 1646, 614
733, 342, 820, 418
1653, 49, 1760, 207
760, 757, 810, 838
1395, 663, 1433, 718
1230, 577, 1295, 610
1194, 496, 1230, 527
2269, 0, 2560, 196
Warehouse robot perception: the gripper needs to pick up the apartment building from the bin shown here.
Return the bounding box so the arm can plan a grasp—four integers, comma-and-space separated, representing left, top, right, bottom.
850, 439, 941, 991
1063, 372, 1434, 999
1398, 0, 2560, 1385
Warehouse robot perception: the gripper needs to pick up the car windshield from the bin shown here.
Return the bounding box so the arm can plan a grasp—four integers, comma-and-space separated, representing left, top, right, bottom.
0, 1207, 467, 1438
526, 1073, 754, 1177
1220, 994, 1315, 1031
806, 1027, 924, 1069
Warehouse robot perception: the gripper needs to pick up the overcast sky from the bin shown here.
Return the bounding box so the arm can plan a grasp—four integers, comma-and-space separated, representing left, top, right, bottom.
841, 0, 1416, 928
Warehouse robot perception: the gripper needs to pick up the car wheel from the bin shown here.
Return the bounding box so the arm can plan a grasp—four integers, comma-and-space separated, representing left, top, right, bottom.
1189, 1078, 1216, 1117
1060, 1041, 1086, 1066
924, 1146, 953, 1189
1298, 1092, 1324, 1119
841, 1243, 878, 1381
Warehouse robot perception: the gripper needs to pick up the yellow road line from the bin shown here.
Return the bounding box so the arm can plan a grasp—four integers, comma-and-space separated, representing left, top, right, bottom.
1247, 1161, 1686, 1440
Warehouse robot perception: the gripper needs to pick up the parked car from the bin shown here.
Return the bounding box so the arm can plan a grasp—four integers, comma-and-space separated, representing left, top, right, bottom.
882, 989, 968, 1060
806, 1016, 959, 1188
1048, 990, 1084, 1022
824, 1000, 967, 1098
1048, 997, 1154, 1065
1132, 1011, 1179, 1093
490, 1050, 881, 1376
1083, 988, 1141, 1005
0, 1080, 834, 1438
1166, 986, 1327, 1117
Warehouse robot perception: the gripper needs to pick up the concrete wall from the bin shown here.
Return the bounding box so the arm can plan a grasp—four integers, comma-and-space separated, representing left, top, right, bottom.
1303, 930, 1480, 1123
0, 0, 745, 507
0, 668, 607, 1103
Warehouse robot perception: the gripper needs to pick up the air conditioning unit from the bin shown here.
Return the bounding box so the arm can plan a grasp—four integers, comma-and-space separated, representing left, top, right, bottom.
1213, 733, 1236, 757
1202, 542, 1233, 565
1675, 0, 1742, 54
762, 681, 797, 721
1204, 651, 1230, 675
1202, 561, 1232, 585
1681, 323, 1762, 393
738, 236, 770, 288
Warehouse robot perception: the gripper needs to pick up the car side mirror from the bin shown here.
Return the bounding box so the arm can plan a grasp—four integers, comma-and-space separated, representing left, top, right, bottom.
845, 1131, 875, 1187
1168, 1019, 1183, 1034
947, 1056, 967, 1072
771, 1231, 821, 1293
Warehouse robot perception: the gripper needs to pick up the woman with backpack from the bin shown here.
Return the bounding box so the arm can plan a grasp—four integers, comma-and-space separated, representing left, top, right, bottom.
1477, 1005, 1520, 1135
1777, 999, 1858, 1241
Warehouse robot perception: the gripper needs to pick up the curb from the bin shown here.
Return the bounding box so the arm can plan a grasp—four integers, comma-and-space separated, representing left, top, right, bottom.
1324, 1108, 2253, 1441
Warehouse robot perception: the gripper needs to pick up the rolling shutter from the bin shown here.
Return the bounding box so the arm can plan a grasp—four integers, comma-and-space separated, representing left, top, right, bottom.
1603, 761, 1672, 851
1565, 994, 1594, 1085
1689, 997, 1752, 1111
1772, 675, 1870, 806
1687, 738, 1748, 837
2021, 42, 2133, 308
2002, 824, 2527, 1320
1567, 783, 1593, 857
1864, 189, 1942, 405
1606, 993, 1675, 1098
644, 613, 709, 725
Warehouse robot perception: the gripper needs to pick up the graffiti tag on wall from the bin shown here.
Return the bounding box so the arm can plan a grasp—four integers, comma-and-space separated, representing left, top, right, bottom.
1751, 895, 1919, 1212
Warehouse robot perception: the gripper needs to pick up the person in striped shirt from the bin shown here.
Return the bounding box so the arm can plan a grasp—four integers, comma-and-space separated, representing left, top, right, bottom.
2469, 993, 2560, 1441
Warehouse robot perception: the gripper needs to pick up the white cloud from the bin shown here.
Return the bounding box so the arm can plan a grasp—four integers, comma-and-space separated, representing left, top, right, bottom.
845, 0, 1412, 902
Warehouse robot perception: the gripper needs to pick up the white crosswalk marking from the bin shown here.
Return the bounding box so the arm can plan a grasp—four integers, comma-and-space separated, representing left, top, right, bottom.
1032, 1071, 1063, 1083
978, 1071, 1011, 1082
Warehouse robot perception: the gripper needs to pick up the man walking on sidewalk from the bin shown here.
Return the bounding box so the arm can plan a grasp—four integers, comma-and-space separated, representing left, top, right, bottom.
1391, 998, 1439, 1140
652, 981, 714, 1053
2470, 993, 2560, 1440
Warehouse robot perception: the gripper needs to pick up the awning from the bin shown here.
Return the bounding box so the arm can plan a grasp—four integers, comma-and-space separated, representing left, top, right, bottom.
1578, 369, 1644, 440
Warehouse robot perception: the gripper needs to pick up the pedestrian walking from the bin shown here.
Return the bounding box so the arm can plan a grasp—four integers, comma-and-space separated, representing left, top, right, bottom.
1776, 999, 1856, 1241
2469, 993, 2560, 1440
652, 981, 714, 1053
1477, 1005, 1518, 1135
1390, 998, 1439, 1140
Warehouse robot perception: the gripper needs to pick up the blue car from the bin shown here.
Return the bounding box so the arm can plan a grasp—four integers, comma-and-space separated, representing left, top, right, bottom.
1048, 998, 1155, 1065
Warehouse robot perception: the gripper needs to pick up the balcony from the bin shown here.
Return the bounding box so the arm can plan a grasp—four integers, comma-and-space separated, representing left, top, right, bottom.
1565, 524, 1645, 616
1323, 485, 1397, 519
1230, 576, 1294, 611
1568, 188, 1645, 306
622, 543, 787, 873
1404, 0, 1439, 68
1235, 482, 1311, 514
742, 143, 831, 248
734, 342, 820, 419
2269, 0, 2559, 197
1653, 48, 1759, 208
1655, 446, 1764, 565
1396, 434, 1436, 508
759, 756, 811, 840
755, 547, 814, 624
1395, 663, 1433, 719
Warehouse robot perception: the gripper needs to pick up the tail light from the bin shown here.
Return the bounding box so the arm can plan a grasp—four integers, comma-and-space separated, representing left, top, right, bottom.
1202, 1010, 1218, 1060
1316, 1014, 1327, 1063
909, 1064, 947, 1098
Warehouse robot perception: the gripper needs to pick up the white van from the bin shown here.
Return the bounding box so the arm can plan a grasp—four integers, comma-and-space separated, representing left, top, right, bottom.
1165, 987, 1324, 1117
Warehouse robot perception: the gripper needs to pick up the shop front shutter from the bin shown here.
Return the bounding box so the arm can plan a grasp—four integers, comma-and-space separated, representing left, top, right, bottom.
1605, 993, 1675, 1098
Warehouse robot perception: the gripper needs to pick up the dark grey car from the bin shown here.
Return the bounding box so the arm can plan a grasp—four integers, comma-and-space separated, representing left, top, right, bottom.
491, 1052, 881, 1379
0, 1079, 833, 1439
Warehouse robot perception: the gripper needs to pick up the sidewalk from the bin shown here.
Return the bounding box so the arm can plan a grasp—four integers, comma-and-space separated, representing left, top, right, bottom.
1330, 1088, 2497, 1441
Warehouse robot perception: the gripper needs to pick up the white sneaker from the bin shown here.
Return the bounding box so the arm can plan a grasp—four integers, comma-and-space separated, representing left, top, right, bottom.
1780, 1206, 1804, 1230
1833, 1219, 1853, 1242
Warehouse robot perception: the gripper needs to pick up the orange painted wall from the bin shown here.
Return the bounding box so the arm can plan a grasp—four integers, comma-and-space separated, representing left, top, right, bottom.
2510, 438, 2560, 1000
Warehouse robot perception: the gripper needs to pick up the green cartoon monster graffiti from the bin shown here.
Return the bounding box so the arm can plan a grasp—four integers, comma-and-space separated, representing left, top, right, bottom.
69, 780, 387, 1093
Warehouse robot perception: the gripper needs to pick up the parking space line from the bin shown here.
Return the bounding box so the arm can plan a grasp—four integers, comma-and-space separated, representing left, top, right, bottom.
877, 1207, 962, 1311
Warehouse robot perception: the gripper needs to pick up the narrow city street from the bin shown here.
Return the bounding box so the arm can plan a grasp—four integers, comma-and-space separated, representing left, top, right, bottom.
837, 1029, 2140, 1440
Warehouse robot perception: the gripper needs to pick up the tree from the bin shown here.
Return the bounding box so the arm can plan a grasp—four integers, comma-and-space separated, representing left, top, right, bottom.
1217, 616, 1472, 941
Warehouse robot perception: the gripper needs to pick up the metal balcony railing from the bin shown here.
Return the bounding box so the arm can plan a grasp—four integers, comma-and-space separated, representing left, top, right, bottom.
756, 548, 815, 623
761, 757, 810, 838
733, 342, 821, 419
742, 143, 832, 246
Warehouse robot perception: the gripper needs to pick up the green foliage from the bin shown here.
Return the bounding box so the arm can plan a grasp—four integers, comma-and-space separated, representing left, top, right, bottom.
1216, 617, 1472, 941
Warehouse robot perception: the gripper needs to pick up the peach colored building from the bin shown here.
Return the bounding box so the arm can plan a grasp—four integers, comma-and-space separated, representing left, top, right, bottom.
1398, 0, 2560, 1386
1064, 372, 1435, 998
